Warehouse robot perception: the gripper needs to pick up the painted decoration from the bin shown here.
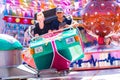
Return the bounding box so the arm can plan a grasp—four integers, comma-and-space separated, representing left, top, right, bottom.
81, 0, 120, 45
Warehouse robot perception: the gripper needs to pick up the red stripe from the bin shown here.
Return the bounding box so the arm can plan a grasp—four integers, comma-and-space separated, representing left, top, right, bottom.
50, 40, 70, 71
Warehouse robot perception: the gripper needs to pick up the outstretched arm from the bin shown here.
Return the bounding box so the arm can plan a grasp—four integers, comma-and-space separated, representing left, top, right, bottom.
86, 30, 98, 39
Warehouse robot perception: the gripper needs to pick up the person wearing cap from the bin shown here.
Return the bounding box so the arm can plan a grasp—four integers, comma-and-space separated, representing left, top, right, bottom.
50, 7, 72, 30
33, 11, 51, 36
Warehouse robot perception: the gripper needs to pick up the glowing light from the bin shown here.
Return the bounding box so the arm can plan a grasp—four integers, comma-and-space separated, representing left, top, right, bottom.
96, 30, 99, 33
101, 3, 105, 6
111, 22, 115, 25
107, 12, 110, 15
16, 18, 20, 23
103, 30, 107, 33
111, 4, 114, 7
8, 17, 12, 22
85, 13, 88, 16
31, 20, 34, 24
95, 12, 98, 15
91, 22, 94, 25
24, 19, 28, 23
117, 13, 119, 16
91, 4, 94, 7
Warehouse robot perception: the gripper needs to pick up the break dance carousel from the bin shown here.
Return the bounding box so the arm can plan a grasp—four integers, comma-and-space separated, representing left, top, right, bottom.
0, 0, 120, 80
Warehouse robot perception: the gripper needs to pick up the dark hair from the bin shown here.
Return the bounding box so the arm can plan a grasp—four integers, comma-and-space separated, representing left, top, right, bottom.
78, 27, 84, 31
24, 27, 28, 32
34, 13, 37, 20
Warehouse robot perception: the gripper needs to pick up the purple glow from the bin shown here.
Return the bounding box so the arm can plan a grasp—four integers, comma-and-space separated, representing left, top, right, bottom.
24, 19, 28, 23
117, 0, 120, 3
8, 17, 12, 22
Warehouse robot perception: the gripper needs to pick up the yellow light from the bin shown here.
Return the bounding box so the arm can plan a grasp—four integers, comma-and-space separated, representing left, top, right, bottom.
74, 35, 79, 42
16, 18, 20, 23
30, 48, 34, 55
31, 20, 34, 24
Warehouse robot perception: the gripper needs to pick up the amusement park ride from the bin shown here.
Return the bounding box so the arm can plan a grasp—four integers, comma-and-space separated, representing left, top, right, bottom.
0, 0, 120, 80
